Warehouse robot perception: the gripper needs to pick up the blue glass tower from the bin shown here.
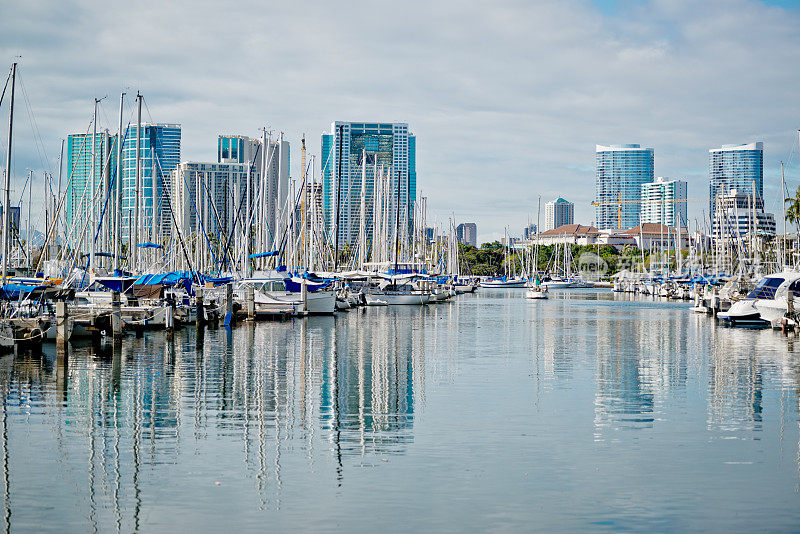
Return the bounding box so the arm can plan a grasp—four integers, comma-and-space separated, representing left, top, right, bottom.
321, 122, 415, 246
65, 131, 118, 241
709, 142, 763, 228
595, 144, 654, 230
121, 123, 181, 239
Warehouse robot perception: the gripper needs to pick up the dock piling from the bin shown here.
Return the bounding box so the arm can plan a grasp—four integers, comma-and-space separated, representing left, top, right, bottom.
246, 285, 255, 320
111, 291, 122, 346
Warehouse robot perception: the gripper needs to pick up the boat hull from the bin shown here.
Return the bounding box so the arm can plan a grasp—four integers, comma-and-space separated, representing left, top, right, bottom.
366, 293, 429, 305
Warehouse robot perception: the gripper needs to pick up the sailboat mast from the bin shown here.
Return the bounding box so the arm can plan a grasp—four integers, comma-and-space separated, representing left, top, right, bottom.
358, 148, 367, 270
133, 92, 142, 270
394, 169, 402, 276
90, 98, 98, 269
2, 63, 16, 282
782, 160, 787, 270
114, 93, 124, 271
334, 124, 343, 271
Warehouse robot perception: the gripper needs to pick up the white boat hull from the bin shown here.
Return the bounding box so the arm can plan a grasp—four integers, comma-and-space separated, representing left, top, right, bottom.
366, 293, 429, 305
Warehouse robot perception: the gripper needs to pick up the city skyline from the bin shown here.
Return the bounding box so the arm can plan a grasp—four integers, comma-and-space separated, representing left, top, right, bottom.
2, 0, 800, 244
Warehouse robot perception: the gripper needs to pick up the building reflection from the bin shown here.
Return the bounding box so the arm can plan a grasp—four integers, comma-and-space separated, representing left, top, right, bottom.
0, 306, 426, 528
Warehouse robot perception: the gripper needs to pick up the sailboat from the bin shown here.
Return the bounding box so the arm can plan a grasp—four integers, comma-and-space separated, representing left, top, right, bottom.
526, 197, 548, 299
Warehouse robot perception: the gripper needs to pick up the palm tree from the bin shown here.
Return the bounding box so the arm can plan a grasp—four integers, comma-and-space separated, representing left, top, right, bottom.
785, 187, 800, 230
784, 187, 800, 265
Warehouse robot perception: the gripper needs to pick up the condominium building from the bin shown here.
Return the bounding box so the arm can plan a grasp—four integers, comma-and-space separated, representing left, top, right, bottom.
121, 123, 181, 240
172, 161, 250, 245
523, 224, 537, 240
709, 142, 764, 236
217, 134, 289, 249
712, 188, 775, 240
595, 144, 654, 230
65, 131, 117, 233
640, 177, 687, 227
544, 197, 574, 231
321, 122, 416, 246
456, 222, 477, 247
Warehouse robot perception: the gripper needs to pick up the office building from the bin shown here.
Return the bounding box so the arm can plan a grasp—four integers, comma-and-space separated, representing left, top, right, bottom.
595, 144, 654, 230
65, 131, 117, 233
544, 198, 574, 231
709, 142, 763, 236
321, 122, 416, 246
640, 177, 687, 227
456, 222, 477, 247
121, 123, 181, 240
523, 224, 537, 240
712, 189, 775, 240
172, 162, 250, 242
217, 134, 289, 248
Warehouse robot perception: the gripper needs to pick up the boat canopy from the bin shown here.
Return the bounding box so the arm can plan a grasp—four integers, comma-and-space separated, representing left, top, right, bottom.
137, 242, 163, 249
135, 271, 194, 286
249, 251, 279, 259
0, 283, 47, 299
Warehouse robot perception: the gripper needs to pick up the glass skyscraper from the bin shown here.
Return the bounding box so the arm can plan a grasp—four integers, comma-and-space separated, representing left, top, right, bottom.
65, 131, 118, 243
709, 142, 763, 235
121, 123, 181, 240
595, 144, 654, 230
321, 122, 416, 246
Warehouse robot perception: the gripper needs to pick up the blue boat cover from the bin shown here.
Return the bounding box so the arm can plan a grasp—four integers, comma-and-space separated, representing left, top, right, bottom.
249, 251, 278, 259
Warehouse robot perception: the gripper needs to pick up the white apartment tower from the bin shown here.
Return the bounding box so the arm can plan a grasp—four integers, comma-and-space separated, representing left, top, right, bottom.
640, 177, 688, 227
544, 198, 574, 231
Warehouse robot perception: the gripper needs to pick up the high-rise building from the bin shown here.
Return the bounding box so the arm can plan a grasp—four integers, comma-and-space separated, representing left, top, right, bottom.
523, 224, 537, 240
595, 144, 654, 230
216, 134, 289, 249
544, 198, 574, 231
121, 123, 181, 240
456, 223, 477, 247
321, 122, 416, 246
712, 188, 775, 240
709, 142, 763, 236
640, 177, 687, 227
65, 131, 117, 234
173, 161, 250, 244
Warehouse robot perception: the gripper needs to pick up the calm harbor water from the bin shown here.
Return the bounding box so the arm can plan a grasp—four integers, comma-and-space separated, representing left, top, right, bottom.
3, 289, 800, 531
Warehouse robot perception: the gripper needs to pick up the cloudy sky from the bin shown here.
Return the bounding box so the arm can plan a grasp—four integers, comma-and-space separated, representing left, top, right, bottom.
1, 0, 800, 243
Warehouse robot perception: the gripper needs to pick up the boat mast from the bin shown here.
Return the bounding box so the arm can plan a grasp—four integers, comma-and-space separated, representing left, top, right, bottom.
133, 91, 142, 270
782, 160, 787, 271
535, 196, 541, 280
394, 169, 401, 277
114, 92, 124, 271
90, 97, 98, 270
334, 124, 343, 271
358, 148, 367, 270
2, 63, 16, 283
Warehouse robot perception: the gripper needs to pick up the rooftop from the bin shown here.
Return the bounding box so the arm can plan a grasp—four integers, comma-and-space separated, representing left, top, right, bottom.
539, 224, 599, 237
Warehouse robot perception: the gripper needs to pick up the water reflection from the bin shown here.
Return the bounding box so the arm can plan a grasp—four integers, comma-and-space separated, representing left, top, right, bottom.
0, 307, 425, 529
0, 292, 800, 530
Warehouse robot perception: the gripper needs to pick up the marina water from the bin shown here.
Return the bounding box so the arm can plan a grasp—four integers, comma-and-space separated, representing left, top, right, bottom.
3, 289, 800, 531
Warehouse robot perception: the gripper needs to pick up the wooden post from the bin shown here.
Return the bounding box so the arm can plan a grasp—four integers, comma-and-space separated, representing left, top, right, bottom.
195, 288, 205, 327
246, 284, 255, 320
56, 301, 69, 348
301, 279, 308, 314
111, 291, 122, 346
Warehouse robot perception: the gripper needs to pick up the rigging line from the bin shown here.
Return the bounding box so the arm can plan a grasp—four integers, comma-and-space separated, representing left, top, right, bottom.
220, 143, 261, 268
16, 73, 51, 175
0, 70, 10, 111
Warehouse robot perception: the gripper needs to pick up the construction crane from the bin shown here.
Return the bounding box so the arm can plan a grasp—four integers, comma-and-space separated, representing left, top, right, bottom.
591, 195, 714, 229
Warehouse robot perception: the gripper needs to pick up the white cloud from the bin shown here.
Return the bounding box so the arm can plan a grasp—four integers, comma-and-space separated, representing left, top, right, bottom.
1, 0, 799, 244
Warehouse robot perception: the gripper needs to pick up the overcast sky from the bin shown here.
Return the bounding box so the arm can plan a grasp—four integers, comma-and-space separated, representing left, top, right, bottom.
1, 0, 800, 243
